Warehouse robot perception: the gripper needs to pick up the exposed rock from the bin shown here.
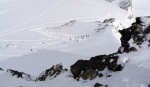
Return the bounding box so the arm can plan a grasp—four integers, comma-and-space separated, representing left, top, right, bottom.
70, 54, 123, 80
143, 25, 150, 34
79, 70, 98, 80
99, 73, 103, 77
129, 47, 137, 52
105, 0, 115, 2
0, 68, 3, 71
94, 83, 103, 87
106, 75, 112, 78
119, 28, 131, 53
118, 17, 147, 53
7, 69, 32, 80
149, 40, 150, 46
133, 35, 145, 46
119, 0, 132, 11
36, 63, 63, 81
103, 18, 115, 23
63, 68, 68, 71
115, 64, 124, 71
105, 85, 108, 87
70, 60, 89, 79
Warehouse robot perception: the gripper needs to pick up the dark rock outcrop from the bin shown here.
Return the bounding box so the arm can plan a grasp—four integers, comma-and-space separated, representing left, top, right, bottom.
79, 69, 98, 80
0, 68, 3, 71
143, 25, 150, 34
115, 64, 124, 71
99, 73, 103, 77
70, 54, 123, 80
94, 83, 103, 87
129, 47, 137, 52
103, 18, 115, 23
36, 64, 64, 81
119, 0, 132, 11
7, 69, 32, 80
118, 28, 131, 53
118, 17, 146, 53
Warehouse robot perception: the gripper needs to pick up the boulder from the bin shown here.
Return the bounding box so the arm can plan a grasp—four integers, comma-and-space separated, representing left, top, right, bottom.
80, 70, 98, 80
36, 64, 63, 81
70, 54, 122, 80
115, 64, 124, 71
103, 18, 115, 23
99, 73, 103, 77
94, 83, 103, 87
129, 47, 137, 52
70, 60, 89, 79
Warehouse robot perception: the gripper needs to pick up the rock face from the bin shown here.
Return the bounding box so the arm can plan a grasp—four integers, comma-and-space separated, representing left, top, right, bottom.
143, 25, 150, 34
118, 17, 147, 53
36, 64, 64, 81
70, 54, 123, 80
103, 18, 115, 24
119, 0, 132, 11
7, 69, 32, 81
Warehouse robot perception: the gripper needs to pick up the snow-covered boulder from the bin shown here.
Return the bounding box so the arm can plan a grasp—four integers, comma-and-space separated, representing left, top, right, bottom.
7, 69, 33, 81
119, 0, 132, 11
103, 18, 115, 24
118, 17, 150, 53
36, 63, 65, 81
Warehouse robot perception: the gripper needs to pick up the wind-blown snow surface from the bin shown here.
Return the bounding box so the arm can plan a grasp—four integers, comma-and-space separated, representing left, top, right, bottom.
0, 0, 150, 87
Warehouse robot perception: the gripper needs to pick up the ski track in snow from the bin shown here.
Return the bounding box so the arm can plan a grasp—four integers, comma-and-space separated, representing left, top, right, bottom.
0, 0, 113, 38
0, 0, 66, 36
0, 16, 107, 38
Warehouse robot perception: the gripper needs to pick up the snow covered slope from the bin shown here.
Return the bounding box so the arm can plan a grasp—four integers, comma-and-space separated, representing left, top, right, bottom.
0, 0, 150, 87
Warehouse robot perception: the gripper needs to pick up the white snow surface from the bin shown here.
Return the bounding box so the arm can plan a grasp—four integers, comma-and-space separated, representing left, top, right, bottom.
0, 0, 150, 87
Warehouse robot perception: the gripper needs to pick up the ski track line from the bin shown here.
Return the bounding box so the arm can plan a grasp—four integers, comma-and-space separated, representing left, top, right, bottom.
0, 0, 65, 35
0, 16, 109, 38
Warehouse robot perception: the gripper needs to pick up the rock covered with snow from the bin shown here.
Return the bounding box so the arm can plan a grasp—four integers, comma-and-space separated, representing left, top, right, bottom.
70, 53, 123, 80
7, 69, 33, 81
119, 0, 132, 11
118, 17, 150, 53
36, 63, 65, 81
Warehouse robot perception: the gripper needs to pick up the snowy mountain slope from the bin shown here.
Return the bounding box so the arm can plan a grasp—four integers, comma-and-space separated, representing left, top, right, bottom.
0, 0, 150, 87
